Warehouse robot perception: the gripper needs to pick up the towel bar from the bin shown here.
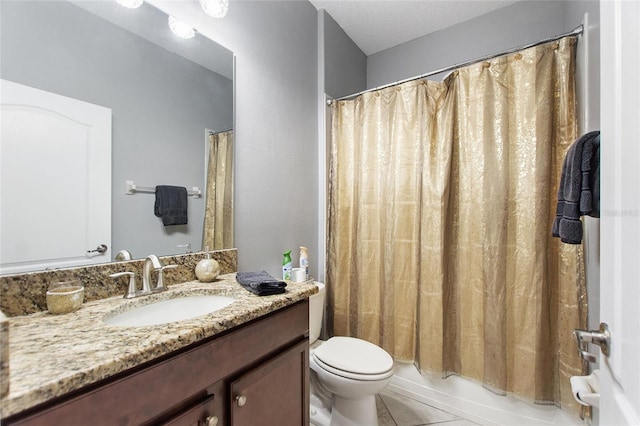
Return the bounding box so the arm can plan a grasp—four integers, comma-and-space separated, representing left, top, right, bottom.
125, 180, 201, 198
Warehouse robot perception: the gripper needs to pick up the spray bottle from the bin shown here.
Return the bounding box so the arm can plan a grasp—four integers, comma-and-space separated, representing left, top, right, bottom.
282, 250, 292, 280
299, 246, 309, 280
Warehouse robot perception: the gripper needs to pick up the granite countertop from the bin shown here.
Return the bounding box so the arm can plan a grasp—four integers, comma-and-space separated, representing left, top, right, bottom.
0, 273, 318, 419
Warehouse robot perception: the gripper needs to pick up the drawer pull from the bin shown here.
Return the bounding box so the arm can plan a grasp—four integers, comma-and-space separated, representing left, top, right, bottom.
205, 415, 219, 426
236, 395, 247, 407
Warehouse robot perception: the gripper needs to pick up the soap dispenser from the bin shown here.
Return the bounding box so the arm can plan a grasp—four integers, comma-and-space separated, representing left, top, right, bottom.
195, 246, 220, 282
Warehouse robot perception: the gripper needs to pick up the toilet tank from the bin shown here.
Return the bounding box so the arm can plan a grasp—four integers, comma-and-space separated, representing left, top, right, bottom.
309, 282, 325, 344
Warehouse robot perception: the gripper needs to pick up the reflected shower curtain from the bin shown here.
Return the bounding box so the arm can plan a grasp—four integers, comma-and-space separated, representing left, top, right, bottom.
327, 38, 586, 411
203, 130, 234, 250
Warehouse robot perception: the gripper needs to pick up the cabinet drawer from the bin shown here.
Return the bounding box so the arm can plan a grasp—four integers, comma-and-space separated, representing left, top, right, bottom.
158, 395, 217, 426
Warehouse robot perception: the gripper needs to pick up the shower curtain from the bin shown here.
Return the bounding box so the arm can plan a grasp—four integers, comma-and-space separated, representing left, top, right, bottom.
327, 37, 586, 412
203, 130, 234, 250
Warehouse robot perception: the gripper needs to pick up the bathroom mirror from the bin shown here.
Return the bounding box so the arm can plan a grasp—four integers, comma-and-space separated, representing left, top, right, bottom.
0, 0, 234, 270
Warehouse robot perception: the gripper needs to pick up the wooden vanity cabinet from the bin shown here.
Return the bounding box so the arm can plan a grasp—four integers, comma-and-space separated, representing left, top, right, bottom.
3, 300, 309, 426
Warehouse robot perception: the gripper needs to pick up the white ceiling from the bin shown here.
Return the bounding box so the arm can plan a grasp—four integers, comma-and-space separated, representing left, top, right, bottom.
308, 0, 520, 55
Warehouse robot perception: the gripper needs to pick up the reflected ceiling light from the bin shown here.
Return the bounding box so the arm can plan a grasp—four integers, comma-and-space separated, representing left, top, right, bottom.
199, 0, 229, 18
168, 16, 196, 39
116, 0, 143, 9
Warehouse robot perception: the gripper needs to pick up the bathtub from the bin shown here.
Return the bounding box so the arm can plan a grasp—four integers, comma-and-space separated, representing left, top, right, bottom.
388, 362, 585, 426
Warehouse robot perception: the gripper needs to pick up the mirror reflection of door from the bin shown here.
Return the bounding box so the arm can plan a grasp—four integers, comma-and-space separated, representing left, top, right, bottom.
0, 79, 111, 274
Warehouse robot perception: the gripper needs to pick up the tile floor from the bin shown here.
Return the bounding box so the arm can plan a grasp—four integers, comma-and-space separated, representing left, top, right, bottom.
376, 388, 480, 426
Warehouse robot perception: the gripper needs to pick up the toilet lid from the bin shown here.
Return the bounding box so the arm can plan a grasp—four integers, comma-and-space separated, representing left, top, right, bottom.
313, 336, 393, 376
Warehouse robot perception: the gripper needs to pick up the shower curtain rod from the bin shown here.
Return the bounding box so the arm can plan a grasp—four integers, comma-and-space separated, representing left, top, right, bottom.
209, 128, 233, 136
329, 24, 583, 104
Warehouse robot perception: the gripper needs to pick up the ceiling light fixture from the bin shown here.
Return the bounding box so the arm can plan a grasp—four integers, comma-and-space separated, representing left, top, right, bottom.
199, 0, 229, 18
168, 16, 196, 39
116, 0, 144, 9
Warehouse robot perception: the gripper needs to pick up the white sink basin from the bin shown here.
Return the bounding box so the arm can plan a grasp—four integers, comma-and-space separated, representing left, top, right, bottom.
103, 295, 236, 327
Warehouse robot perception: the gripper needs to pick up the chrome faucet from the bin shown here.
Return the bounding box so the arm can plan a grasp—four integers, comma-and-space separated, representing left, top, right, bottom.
142, 254, 178, 293
142, 255, 164, 293
109, 255, 178, 299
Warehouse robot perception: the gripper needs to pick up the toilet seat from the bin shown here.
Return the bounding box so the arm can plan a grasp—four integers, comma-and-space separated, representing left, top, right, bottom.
312, 336, 393, 381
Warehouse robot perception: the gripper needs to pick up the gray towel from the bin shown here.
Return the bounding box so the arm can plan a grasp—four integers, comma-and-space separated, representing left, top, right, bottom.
236, 271, 287, 296
552, 131, 600, 244
154, 185, 188, 226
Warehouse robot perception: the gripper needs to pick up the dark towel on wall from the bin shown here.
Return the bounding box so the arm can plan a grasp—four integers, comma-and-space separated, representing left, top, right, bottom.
236, 271, 287, 296
552, 131, 601, 244
154, 185, 188, 226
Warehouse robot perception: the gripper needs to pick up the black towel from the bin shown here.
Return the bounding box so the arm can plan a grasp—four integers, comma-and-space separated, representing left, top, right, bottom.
154, 185, 188, 226
236, 271, 287, 296
552, 131, 600, 244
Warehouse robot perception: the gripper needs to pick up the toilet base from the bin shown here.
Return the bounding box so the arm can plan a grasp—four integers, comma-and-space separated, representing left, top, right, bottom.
330, 394, 378, 426
310, 392, 379, 426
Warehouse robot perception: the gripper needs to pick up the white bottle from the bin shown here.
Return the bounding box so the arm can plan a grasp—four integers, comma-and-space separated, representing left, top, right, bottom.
299, 246, 309, 280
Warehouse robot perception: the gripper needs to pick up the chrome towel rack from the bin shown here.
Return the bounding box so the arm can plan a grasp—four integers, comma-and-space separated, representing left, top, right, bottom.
125, 180, 201, 198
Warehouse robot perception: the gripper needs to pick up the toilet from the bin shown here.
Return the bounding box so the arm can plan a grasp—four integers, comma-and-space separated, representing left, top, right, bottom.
309, 282, 394, 426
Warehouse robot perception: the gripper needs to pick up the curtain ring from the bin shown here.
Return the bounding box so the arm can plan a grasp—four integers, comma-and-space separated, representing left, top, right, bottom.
514, 53, 522, 60
483, 62, 491, 68
552, 41, 560, 50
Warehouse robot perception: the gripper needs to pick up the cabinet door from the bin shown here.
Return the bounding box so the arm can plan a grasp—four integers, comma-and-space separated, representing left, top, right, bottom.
229, 340, 309, 426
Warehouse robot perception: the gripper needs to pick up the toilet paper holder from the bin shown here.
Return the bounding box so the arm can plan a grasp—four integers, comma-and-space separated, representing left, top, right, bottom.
570, 370, 600, 408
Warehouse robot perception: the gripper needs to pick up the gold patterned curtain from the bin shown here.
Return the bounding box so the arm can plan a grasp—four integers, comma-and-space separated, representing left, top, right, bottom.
203, 130, 234, 250
327, 38, 586, 411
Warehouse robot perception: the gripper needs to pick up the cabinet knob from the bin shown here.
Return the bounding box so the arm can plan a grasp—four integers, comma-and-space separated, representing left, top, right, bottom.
204, 415, 219, 426
235, 395, 247, 407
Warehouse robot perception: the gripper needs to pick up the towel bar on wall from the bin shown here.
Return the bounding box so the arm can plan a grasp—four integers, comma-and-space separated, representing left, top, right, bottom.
125, 180, 201, 198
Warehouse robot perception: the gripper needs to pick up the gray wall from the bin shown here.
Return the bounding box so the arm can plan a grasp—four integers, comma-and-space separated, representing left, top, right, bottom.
322, 10, 367, 99
0, 1, 233, 260
367, 1, 566, 87
171, 1, 320, 277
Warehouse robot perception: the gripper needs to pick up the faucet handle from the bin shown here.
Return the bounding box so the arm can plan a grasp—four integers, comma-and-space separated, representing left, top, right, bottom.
154, 264, 178, 292
109, 272, 138, 299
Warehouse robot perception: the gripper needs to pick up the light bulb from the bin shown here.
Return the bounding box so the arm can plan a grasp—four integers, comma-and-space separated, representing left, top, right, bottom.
199, 0, 229, 18
168, 16, 196, 39
116, 0, 143, 9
